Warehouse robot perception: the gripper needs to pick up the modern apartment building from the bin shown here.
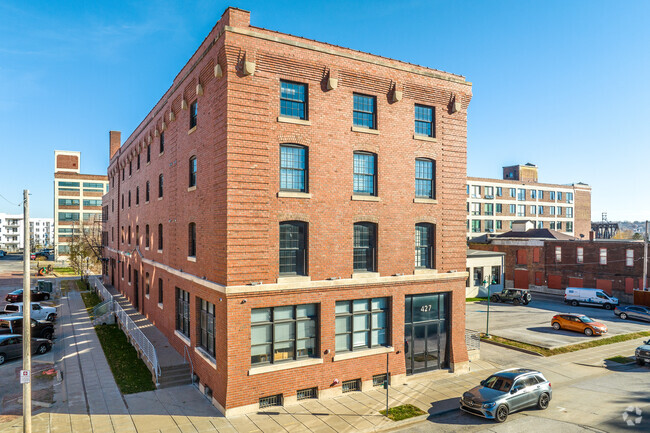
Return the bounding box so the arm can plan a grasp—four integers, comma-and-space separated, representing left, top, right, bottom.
29, 217, 54, 249
54, 150, 109, 260
0, 214, 53, 252
103, 7, 472, 416
467, 163, 591, 239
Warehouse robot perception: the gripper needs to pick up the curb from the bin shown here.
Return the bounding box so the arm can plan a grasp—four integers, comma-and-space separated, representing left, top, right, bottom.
480, 338, 545, 357
362, 405, 462, 433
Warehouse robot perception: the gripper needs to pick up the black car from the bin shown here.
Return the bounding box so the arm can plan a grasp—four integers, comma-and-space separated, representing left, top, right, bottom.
5, 289, 50, 302
491, 289, 531, 305
0, 334, 52, 365
0, 316, 55, 340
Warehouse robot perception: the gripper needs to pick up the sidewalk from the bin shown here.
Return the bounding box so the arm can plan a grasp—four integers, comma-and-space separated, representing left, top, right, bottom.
1, 278, 644, 433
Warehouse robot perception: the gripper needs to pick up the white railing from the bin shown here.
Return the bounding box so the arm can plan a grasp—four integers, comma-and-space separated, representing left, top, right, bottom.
89, 276, 160, 385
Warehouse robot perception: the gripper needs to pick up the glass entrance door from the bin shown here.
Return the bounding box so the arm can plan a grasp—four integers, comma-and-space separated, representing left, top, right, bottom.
404, 293, 449, 375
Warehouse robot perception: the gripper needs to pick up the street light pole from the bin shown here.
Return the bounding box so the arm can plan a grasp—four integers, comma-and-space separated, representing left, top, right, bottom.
22, 190, 32, 433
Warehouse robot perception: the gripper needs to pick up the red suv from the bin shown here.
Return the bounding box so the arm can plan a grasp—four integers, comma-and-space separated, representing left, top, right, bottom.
5, 289, 50, 303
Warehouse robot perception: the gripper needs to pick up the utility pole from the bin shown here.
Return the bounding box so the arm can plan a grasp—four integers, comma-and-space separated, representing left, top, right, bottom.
22, 190, 32, 433
643, 221, 648, 292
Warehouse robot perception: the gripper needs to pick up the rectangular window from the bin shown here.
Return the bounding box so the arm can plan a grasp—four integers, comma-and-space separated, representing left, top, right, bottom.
531, 190, 536, 199
567, 192, 574, 203
557, 207, 563, 216
297, 387, 317, 400
517, 189, 525, 201
160, 132, 165, 153
538, 190, 544, 199
189, 156, 197, 187
485, 203, 493, 216
566, 207, 573, 218
353, 93, 376, 129
251, 304, 318, 365
188, 223, 196, 257
59, 181, 80, 188
509, 204, 516, 214
280, 81, 307, 119
414, 104, 434, 137
485, 220, 494, 232
158, 174, 164, 198
342, 379, 361, 393
158, 279, 163, 305
549, 206, 555, 215
509, 188, 516, 198
145, 224, 150, 248
158, 224, 163, 250
280, 145, 307, 192
530, 205, 536, 215
517, 205, 525, 217
471, 185, 481, 198
557, 221, 563, 230
473, 267, 483, 286
600, 248, 607, 265
496, 187, 502, 197
471, 220, 481, 233
496, 220, 502, 230
565, 221, 572, 232
199, 299, 215, 357
176, 288, 190, 338
83, 199, 102, 207
145, 182, 150, 202
335, 298, 388, 352
58, 212, 79, 222
189, 100, 198, 129
496, 204, 502, 213
147, 144, 151, 162
557, 192, 563, 201
550, 221, 555, 230
555, 247, 562, 262
415, 159, 435, 198
58, 199, 79, 206
279, 221, 307, 275
259, 395, 283, 409
484, 186, 494, 198
353, 152, 377, 196
354, 222, 377, 272
577, 247, 584, 263
415, 223, 434, 269
491, 266, 501, 284
537, 221, 544, 228
549, 191, 555, 200
626, 249, 634, 267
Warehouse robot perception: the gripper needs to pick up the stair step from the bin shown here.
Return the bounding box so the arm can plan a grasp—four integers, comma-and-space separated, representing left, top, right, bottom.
160, 365, 192, 373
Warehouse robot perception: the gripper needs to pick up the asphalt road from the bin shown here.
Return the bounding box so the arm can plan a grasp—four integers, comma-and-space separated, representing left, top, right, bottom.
466, 294, 650, 349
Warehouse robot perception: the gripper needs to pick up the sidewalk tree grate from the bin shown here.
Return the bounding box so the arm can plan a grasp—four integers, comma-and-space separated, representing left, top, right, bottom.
296, 387, 317, 400
342, 379, 361, 393
259, 394, 283, 409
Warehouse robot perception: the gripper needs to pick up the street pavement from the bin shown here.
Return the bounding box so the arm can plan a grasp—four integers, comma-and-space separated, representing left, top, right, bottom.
466, 294, 650, 349
0, 278, 648, 433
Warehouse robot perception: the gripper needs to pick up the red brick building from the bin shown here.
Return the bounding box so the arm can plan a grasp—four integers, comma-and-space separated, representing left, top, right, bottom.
103, 7, 472, 415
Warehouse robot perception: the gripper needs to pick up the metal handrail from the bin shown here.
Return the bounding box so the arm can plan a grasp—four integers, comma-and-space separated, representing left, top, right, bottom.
183, 345, 194, 385
92, 299, 113, 318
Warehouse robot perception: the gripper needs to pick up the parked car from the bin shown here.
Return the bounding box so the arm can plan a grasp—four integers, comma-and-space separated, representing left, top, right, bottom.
0, 334, 52, 365
615, 305, 650, 322
0, 250, 6, 257
30, 251, 49, 260
0, 302, 57, 321
5, 288, 50, 302
460, 368, 552, 423
0, 316, 55, 340
564, 287, 619, 310
551, 313, 607, 336
635, 339, 650, 366
490, 289, 531, 305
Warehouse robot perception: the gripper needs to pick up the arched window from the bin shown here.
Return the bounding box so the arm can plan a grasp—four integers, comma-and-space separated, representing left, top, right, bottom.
279, 221, 307, 275
189, 156, 197, 187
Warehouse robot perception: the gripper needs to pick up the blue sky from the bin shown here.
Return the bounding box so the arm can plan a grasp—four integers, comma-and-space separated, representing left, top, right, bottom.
1, 0, 649, 220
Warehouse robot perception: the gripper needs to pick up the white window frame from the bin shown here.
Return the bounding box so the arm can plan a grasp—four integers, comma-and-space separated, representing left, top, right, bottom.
599, 248, 607, 265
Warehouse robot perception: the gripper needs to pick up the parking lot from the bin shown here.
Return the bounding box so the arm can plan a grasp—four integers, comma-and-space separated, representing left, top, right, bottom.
466, 293, 650, 349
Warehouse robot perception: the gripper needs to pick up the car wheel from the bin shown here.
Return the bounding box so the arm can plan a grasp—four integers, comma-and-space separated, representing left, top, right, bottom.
637, 358, 645, 366
552, 322, 561, 330
42, 330, 53, 340
584, 328, 593, 336
620, 313, 627, 320
571, 300, 579, 307
491, 295, 499, 302
604, 303, 612, 310
513, 298, 521, 306
37, 344, 48, 355
495, 404, 509, 423
44, 294, 50, 300
537, 393, 550, 410
523, 299, 530, 305
0, 353, 5, 365
47, 314, 56, 321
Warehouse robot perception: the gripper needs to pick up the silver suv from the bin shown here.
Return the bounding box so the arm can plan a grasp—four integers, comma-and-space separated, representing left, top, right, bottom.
460, 368, 552, 422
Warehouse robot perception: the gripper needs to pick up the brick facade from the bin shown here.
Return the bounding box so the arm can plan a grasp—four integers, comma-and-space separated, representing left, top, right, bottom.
103, 7, 472, 415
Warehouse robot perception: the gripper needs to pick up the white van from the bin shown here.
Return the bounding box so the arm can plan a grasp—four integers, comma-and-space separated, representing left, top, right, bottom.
564, 287, 619, 310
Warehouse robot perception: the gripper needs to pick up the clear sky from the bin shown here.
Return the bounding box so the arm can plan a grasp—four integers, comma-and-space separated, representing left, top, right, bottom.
1, 0, 649, 220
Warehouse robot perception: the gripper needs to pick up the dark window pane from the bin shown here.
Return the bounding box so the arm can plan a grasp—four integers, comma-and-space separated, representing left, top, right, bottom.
415, 159, 434, 198
280, 81, 306, 119
414, 105, 435, 137
280, 145, 306, 192
279, 222, 306, 275
353, 94, 376, 128
353, 153, 376, 195
353, 223, 376, 272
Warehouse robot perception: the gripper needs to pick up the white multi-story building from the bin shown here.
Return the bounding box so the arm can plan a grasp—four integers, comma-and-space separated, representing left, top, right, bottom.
0, 213, 54, 252
467, 164, 592, 240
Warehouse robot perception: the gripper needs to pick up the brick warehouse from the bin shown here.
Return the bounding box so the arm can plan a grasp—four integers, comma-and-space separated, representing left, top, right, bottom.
103, 7, 472, 415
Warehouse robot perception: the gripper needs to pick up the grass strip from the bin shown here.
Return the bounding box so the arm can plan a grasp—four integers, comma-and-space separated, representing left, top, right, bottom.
466, 297, 487, 302
80, 290, 102, 318
606, 355, 633, 364
481, 331, 650, 357
380, 404, 426, 421
53, 267, 77, 276
95, 324, 156, 394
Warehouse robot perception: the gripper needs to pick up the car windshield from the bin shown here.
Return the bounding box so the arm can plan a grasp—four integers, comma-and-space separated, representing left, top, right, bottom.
579, 316, 594, 323
482, 375, 513, 392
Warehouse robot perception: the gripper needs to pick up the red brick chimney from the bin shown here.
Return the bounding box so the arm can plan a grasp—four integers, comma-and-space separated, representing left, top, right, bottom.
109, 131, 121, 159
589, 231, 594, 241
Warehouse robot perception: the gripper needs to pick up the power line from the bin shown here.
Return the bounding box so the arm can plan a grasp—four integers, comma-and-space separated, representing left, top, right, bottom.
0, 192, 22, 207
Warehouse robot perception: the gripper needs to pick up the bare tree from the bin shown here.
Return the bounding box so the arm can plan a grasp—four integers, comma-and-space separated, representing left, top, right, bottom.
67, 216, 103, 278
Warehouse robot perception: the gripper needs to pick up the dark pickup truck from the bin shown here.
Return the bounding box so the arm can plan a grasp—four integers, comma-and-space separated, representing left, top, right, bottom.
0, 316, 54, 340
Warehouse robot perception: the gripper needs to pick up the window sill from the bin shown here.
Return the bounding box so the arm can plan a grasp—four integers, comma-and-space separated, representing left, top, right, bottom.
145, 201, 149, 204
413, 134, 437, 142
158, 197, 163, 201
333, 346, 393, 362
157, 249, 163, 254
277, 191, 312, 199
175, 330, 191, 346
195, 347, 217, 370
277, 116, 311, 126
351, 126, 379, 135
414, 268, 438, 275
159, 152, 164, 157
145, 294, 150, 299
188, 186, 197, 192
145, 247, 149, 251
128, 282, 131, 286
352, 272, 380, 279
277, 275, 311, 284
351, 195, 380, 202
249, 357, 322, 376
188, 126, 197, 135
414, 198, 438, 204
157, 303, 163, 310
187, 256, 196, 262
